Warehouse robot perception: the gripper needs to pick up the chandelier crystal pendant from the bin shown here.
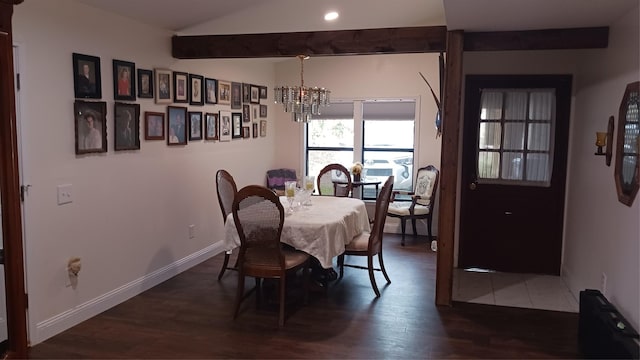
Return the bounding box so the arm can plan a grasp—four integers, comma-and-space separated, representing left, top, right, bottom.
274, 55, 331, 123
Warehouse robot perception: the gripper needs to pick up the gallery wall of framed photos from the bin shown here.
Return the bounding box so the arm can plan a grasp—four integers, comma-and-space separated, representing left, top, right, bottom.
72, 52, 269, 155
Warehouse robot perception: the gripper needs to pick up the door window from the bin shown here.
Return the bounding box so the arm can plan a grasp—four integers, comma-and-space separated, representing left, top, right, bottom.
477, 89, 555, 186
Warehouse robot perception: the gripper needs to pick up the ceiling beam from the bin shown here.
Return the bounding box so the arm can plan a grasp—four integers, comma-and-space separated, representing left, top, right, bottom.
172, 26, 448, 59
464, 27, 609, 51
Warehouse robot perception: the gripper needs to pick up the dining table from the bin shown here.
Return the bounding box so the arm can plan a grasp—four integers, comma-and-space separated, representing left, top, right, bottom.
223, 195, 371, 268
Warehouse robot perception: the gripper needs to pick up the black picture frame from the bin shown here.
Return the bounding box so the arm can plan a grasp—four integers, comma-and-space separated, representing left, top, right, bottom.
113, 59, 136, 101
114, 102, 140, 151
260, 104, 268, 118
188, 111, 203, 140
154, 68, 172, 104
189, 74, 204, 106
73, 53, 102, 99
232, 112, 242, 139
250, 85, 260, 104
144, 111, 164, 140
137, 69, 153, 99
205, 112, 218, 140
74, 100, 107, 154
173, 71, 189, 103
205, 78, 217, 104
167, 106, 188, 145
252, 122, 258, 138
242, 104, 251, 123
242, 126, 250, 139
242, 83, 251, 103
231, 82, 242, 109
259, 85, 268, 99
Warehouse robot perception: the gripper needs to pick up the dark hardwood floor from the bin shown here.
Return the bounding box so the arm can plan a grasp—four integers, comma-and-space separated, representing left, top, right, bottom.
28, 234, 579, 359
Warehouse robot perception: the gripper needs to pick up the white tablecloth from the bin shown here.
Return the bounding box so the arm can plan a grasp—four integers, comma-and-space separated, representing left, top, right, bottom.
224, 196, 371, 268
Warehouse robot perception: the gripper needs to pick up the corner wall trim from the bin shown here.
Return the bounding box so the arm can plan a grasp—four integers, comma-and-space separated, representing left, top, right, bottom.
31, 242, 226, 345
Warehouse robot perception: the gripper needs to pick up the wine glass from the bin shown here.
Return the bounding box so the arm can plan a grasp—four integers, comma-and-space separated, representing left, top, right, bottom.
284, 180, 296, 213
303, 176, 314, 205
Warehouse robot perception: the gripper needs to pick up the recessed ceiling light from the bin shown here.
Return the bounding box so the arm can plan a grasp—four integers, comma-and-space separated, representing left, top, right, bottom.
324, 11, 339, 21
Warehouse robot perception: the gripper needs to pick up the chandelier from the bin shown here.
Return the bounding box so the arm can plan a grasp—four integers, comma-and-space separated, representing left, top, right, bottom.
274, 55, 331, 123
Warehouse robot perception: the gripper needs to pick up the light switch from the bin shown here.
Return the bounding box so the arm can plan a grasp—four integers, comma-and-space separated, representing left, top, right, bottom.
57, 184, 73, 205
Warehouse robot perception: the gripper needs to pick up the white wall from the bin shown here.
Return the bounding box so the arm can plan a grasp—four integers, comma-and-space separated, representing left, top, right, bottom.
462, 6, 639, 330
273, 54, 443, 235
13, 0, 278, 344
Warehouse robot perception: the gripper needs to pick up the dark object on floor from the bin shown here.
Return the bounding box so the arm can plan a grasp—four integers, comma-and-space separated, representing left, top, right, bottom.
579, 289, 639, 359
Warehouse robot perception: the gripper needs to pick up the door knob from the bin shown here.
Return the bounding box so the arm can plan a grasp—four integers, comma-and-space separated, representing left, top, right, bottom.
469, 182, 477, 190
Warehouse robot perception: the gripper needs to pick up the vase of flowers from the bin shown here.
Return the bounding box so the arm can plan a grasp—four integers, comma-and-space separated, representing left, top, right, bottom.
351, 162, 363, 182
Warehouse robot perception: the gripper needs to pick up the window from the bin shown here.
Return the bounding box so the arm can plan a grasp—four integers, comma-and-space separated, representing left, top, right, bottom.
477, 89, 555, 186
306, 99, 416, 200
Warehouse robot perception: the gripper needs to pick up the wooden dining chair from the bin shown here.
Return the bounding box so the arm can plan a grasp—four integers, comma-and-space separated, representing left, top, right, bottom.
337, 176, 394, 297
386, 165, 439, 246
317, 163, 352, 197
216, 169, 238, 280
232, 185, 310, 327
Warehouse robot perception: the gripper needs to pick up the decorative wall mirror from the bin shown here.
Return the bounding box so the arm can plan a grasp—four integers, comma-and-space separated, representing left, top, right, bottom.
614, 81, 639, 206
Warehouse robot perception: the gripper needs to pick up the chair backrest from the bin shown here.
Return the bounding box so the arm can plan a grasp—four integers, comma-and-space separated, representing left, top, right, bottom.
232, 185, 285, 272
414, 165, 439, 208
317, 163, 352, 197
216, 169, 238, 224
369, 176, 394, 254
266, 168, 297, 193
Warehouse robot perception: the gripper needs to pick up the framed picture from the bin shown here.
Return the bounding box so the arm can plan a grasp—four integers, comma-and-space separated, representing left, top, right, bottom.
250, 85, 260, 104
252, 122, 258, 138
74, 100, 107, 154
242, 83, 251, 103
260, 104, 267, 118
242, 126, 250, 139
205, 78, 217, 104
173, 71, 188, 103
232, 112, 242, 139
205, 112, 218, 140
137, 69, 153, 98
217, 80, 231, 106
72, 53, 101, 99
167, 106, 187, 145
219, 110, 232, 142
113, 59, 136, 101
154, 68, 172, 104
114, 102, 140, 151
188, 111, 203, 140
259, 85, 268, 99
189, 74, 204, 106
242, 104, 251, 123
231, 82, 242, 109
252, 105, 259, 121
260, 120, 267, 137
144, 111, 164, 140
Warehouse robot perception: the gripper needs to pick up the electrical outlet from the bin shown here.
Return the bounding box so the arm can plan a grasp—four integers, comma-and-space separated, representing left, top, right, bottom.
601, 272, 607, 295
188, 225, 195, 239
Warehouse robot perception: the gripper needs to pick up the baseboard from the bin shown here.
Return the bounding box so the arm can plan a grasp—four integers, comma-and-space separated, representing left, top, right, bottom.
31, 241, 226, 345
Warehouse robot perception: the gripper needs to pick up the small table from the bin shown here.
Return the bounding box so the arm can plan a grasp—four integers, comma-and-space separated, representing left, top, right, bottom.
223, 196, 370, 268
333, 179, 381, 199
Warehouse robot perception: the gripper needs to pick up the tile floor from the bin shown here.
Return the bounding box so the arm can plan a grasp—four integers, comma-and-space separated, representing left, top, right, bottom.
453, 268, 579, 313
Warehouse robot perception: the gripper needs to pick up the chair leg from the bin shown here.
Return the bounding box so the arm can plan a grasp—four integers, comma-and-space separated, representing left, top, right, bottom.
303, 262, 310, 304
233, 273, 245, 320
218, 252, 231, 280
427, 215, 433, 242
368, 255, 380, 297
378, 252, 391, 284
400, 218, 407, 246
278, 275, 286, 327
255, 277, 261, 309
338, 254, 345, 279
411, 218, 418, 237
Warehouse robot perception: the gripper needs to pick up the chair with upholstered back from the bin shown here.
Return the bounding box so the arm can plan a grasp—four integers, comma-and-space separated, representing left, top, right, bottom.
216, 169, 238, 280
386, 165, 439, 246
266, 168, 297, 196
232, 185, 310, 327
317, 163, 352, 197
337, 176, 394, 297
